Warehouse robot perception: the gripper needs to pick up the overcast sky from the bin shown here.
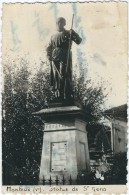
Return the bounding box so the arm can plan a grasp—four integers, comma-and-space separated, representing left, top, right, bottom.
2, 2, 128, 109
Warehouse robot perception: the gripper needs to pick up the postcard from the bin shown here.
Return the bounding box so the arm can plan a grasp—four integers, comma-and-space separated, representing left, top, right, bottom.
2, 1, 128, 194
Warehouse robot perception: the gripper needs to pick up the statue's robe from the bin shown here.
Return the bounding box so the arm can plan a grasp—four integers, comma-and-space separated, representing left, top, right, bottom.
46, 29, 82, 99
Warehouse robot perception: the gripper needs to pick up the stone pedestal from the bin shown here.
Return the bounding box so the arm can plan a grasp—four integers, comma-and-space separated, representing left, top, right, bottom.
34, 106, 90, 184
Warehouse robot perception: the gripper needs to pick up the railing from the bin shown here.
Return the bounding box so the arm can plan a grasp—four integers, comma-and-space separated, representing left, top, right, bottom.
41, 175, 87, 185
42, 175, 73, 185
40, 172, 114, 185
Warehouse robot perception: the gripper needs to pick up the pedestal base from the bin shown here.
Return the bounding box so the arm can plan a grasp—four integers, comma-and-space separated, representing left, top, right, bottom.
34, 106, 90, 185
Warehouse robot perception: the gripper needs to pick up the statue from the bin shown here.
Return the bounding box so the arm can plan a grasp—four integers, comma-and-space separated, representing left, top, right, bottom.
46, 16, 82, 102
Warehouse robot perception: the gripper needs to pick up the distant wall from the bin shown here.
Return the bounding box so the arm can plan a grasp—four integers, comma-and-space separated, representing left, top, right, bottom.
113, 119, 127, 153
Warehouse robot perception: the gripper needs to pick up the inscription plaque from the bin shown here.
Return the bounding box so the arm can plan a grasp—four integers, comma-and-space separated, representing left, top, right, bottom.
44, 123, 75, 130
51, 142, 67, 171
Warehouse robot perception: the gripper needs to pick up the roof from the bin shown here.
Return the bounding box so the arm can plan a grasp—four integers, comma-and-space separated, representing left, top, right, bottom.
104, 104, 127, 121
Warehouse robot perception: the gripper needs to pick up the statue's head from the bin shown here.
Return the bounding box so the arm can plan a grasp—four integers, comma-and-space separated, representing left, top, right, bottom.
56, 17, 66, 32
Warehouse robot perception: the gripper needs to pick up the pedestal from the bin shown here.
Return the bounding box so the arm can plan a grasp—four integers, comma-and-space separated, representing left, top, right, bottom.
33, 106, 90, 184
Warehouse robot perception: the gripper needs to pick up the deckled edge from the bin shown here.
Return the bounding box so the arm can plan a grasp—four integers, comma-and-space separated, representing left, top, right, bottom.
0, 1, 128, 195
127, 0, 129, 193
0, 1, 2, 195
0, 0, 128, 3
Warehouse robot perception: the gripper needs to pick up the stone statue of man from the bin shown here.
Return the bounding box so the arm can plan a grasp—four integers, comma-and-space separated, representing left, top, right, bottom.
46, 17, 82, 101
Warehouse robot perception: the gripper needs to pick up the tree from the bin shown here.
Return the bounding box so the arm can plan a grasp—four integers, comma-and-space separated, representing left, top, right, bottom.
3, 59, 43, 184
73, 75, 108, 122
112, 152, 127, 184
27, 61, 55, 112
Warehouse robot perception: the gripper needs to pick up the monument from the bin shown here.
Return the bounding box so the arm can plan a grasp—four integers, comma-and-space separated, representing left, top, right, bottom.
33, 16, 90, 184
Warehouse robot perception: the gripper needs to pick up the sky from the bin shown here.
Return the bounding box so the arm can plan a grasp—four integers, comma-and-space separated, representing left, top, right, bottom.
2, 2, 128, 109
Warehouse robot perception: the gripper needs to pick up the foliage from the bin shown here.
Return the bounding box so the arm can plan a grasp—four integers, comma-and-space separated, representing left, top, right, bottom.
3, 59, 43, 184
73, 75, 108, 122
111, 152, 127, 184
27, 62, 55, 112
77, 151, 127, 185
3, 59, 108, 184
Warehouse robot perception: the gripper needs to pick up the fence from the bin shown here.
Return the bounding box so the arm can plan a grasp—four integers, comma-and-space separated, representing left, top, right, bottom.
40, 172, 114, 185
42, 175, 74, 185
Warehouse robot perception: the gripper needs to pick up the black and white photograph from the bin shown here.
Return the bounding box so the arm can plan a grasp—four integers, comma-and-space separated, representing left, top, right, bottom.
2, 1, 128, 193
